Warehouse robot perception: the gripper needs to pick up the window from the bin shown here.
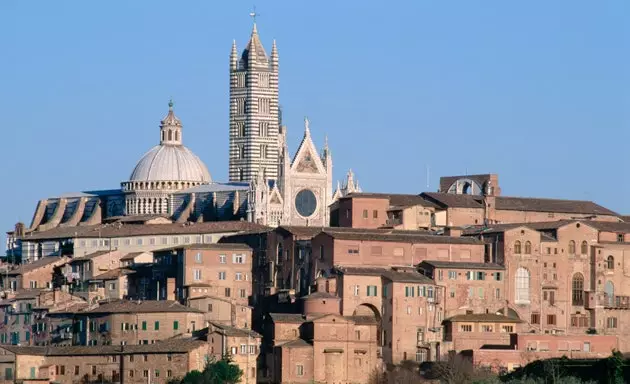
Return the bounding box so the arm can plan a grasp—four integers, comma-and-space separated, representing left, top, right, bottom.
617, 234, 624, 243
495, 288, 501, 299
362, 209, 368, 219
448, 271, 457, 280
167, 370, 173, 378
572, 273, 584, 306
154, 321, 160, 330
531, 313, 540, 324
382, 285, 388, 298
438, 270, 443, 281
607, 256, 615, 270
259, 98, 270, 114
141, 321, 147, 330
373, 210, 378, 219
367, 286, 377, 297
405, 286, 415, 297
607, 317, 618, 328
547, 315, 556, 325
501, 325, 514, 333
481, 325, 493, 332
225, 288, 231, 297
355, 330, 361, 340
514, 241, 521, 254
524, 241, 532, 254
208, 304, 213, 312
296, 365, 304, 376
568, 240, 576, 254
259, 121, 269, 136
143, 370, 149, 378
109, 283, 115, 290
478, 287, 484, 299
581, 241, 588, 254
193, 269, 201, 281
218, 272, 226, 280
450, 288, 455, 298
173, 321, 179, 330
543, 290, 555, 305
195, 253, 202, 263
219, 255, 226, 264
239, 289, 247, 298
235, 272, 243, 281
233, 254, 245, 264
495, 272, 502, 281
460, 325, 472, 332
260, 144, 268, 159
352, 285, 360, 296
515, 267, 530, 303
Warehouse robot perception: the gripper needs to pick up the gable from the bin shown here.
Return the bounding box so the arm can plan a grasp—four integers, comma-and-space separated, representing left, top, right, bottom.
294, 147, 320, 173
269, 187, 283, 205
290, 126, 326, 175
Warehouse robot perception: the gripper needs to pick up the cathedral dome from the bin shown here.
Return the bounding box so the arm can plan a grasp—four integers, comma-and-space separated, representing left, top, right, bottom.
129, 144, 211, 183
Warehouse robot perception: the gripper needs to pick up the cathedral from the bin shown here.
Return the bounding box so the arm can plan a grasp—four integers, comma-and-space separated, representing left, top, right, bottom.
10, 23, 360, 236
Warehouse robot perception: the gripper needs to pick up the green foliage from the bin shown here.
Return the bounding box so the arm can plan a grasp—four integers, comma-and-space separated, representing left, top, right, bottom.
604, 349, 623, 384
179, 356, 243, 384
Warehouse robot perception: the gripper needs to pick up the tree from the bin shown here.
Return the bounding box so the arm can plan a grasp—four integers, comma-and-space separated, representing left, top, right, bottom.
180, 356, 243, 384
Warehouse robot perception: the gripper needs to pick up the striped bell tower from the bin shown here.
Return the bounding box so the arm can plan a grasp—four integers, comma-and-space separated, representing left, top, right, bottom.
228, 23, 279, 183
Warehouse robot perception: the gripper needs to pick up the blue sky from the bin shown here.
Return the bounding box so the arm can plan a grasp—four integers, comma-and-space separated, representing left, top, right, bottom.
1, 1, 628, 247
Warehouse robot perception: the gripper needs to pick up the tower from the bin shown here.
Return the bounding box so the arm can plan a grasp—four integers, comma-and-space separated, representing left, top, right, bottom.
229, 23, 279, 183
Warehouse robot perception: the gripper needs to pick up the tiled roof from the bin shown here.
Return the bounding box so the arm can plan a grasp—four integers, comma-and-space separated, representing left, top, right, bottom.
90, 268, 135, 281
301, 291, 339, 300
18, 221, 269, 241
82, 300, 203, 314
120, 252, 146, 261
339, 193, 440, 209
619, 216, 630, 223
7, 257, 67, 276
335, 266, 435, 284
154, 243, 252, 253
419, 260, 504, 270
209, 322, 261, 338
276, 226, 324, 238
445, 313, 523, 323
320, 231, 481, 245
71, 250, 112, 262
0, 338, 206, 356
494, 196, 618, 216
421, 192, 484, 209
281, 339, 312, 348
268, 313, 306, 323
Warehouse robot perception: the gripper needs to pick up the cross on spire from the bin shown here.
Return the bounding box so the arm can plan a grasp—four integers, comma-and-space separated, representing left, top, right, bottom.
249, 6, 260, 24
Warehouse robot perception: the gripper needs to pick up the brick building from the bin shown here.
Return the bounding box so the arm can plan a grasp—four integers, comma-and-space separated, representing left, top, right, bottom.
207, 322, 262, 383
0, 257, 68, 292
0, 338, 208, 384
72, 300, 204, 346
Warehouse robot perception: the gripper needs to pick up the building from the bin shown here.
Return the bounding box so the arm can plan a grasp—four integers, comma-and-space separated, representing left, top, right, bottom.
72, 300, 205, 346
207, 322, 262, 383
0, 338, 208, 384
0, 257, 68, 291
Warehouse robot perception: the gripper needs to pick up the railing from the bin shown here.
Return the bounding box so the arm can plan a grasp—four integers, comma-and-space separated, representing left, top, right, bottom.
585, 292, 630, 309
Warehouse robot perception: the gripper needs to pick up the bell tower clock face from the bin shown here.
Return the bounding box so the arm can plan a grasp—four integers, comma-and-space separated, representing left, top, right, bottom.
295, 189, 317, 217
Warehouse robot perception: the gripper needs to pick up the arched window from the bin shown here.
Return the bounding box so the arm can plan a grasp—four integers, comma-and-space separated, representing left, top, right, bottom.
607, 256, 615, 270
514, 241, 522, 254
568, 240, 576, 255
168, 129, 173, 141
581, 241, 588, 255
605, 281, 615, 306
175, 130, 179, 141
515, 267, 530, 304
524, 241, 532, 255
572, 273, 584, 306
276, 243, 283, 264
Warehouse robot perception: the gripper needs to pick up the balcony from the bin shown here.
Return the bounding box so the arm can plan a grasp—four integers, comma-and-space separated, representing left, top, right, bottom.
585, 292, 630, 310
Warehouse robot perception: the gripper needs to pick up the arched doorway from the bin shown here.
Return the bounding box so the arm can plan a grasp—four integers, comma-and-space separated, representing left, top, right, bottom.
353, 303, 382, 345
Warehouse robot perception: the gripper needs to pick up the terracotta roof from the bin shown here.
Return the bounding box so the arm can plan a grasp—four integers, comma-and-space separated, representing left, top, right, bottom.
18, 222, 269, 241
619, 216, 630, 223
70, 250, 112, 262
7, 257, 67, 276
0, 338, 206, 356
320, 231, 481, 245
281, 339, 312, 348
419, 260, 504, 270
335, 266, 435, 284
268, 313, 307, 323
90, 268, 135, 281
495, 196, 617, 216
445, 313, 523, 323
154, 243, 252, 253
301, 291, 339, 300
81, 300, 203, 314
120, 252, 146, 261
421, 192, 484, 209
275, 226, 324, 238
209, 322, 261, 338
339, 193, 440, 209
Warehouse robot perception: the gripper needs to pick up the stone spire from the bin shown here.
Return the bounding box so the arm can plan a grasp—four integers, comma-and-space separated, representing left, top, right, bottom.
160, 99, 183, 145
242, 23, 268, 69
271, 39, 278, 72
230, 40, 238, 71
304, 117, 311, 137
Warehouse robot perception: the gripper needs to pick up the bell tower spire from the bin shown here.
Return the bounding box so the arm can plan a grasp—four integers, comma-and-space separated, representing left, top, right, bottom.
228, 11, 279, 183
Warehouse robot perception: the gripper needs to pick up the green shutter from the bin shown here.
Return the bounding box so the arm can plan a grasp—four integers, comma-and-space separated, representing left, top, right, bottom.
173, 321, 179, 330
142, 321, 147, 330
154, 321, 160, 330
